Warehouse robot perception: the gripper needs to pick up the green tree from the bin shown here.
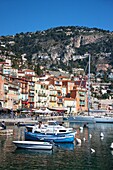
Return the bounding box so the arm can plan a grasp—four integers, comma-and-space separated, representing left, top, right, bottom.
34, 64, 43, 76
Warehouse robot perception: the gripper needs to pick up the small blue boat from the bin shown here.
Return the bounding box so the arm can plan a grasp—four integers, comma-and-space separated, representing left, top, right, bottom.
25, 131, 74, 143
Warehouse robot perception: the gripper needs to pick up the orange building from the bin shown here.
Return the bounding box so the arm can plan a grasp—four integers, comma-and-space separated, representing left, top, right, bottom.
70, 86, 88, 113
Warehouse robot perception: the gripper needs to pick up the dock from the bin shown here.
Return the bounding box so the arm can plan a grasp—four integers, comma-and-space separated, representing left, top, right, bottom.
0, 116, 63, 126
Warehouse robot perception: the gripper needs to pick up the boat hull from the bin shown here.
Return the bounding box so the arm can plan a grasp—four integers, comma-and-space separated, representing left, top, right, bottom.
36, 131, 76, 136
66, 115, 113, 123
67, 115, 96, 123
13, 141, 53, 150
25, 132, 74, 143
94, 117, 113, 123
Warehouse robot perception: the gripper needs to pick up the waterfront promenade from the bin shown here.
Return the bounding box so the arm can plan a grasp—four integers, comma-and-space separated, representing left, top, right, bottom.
0, 116, 63, 125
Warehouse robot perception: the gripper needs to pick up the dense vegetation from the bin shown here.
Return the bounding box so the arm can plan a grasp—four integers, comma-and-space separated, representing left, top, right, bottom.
0, 26, 113, 74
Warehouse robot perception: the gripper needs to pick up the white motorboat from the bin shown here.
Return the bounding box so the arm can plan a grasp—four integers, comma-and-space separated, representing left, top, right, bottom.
13, 141, 53, 150
26, 120, 76, 136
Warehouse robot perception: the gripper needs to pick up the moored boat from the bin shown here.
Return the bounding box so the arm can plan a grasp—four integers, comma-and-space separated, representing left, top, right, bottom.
25, 131, 75, 143
26, 120, 76, 136
13, 140, 53, 150
89, 110, 113, 123
65, 113, 113, 124
66, 115, 96, 123
65, 112, 113, 124
94, 116, 113, 123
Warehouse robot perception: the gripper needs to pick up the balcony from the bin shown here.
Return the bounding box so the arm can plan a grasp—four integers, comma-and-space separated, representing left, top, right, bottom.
21, 91, 28, 94
38, 92, 46, 97
50, 98, 57, 102
29, 89, 34, 93
79, 92, 85, 96
4, 89, 9, 94
29, 93, 34, 97
9, 84, 19, 90
29, 87, 34, 90
80, 101, 85, 106
57, 99, 63, 104
49, 93, 57, 96
80, 96, 85, 100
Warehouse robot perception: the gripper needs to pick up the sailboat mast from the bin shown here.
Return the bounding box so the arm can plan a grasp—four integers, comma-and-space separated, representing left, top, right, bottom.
88, 54, 91, 116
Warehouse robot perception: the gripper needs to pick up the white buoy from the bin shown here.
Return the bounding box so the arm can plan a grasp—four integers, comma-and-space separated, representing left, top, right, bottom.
76, 138, 81, 144
76, 143, 81, 146
79, 127, 83, 131
111, 150, 113, 155
100, 136, 104, 140
100, 132, 104, 138
110, 142, 113, 150
89, 134, 92, 138
91, 148, 95, 153
83, 137, 86, 142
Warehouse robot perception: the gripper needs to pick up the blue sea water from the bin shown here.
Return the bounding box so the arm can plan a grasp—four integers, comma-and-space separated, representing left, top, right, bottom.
0, 123, 113, 170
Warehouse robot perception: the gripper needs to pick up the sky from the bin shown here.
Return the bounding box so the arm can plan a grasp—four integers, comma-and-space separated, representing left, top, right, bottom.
0, 0, 113, 36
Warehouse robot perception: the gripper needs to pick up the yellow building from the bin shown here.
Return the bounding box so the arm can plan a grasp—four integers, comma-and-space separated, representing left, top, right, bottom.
48, 84, 57, 108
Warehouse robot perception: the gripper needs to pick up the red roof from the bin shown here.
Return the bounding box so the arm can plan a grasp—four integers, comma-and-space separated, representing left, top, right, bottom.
0, 62, 9, 64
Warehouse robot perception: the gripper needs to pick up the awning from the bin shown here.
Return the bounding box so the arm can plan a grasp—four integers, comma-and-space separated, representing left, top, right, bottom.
34, 108, 53, 114
48, 107, 67, 112
21, 110, 32, 113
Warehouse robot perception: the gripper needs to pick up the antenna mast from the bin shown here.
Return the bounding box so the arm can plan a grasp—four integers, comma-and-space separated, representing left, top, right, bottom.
88, 54, 91, 116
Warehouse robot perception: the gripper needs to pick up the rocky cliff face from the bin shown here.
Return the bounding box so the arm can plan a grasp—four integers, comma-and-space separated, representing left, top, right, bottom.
73, 34, 104, 48
0, 26, 113, 72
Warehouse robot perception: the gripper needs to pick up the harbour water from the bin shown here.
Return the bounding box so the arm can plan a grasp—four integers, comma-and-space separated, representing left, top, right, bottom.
0, 123, 113, 170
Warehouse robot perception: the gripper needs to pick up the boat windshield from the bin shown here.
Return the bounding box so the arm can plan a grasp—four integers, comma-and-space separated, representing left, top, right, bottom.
48, 121, 59, 125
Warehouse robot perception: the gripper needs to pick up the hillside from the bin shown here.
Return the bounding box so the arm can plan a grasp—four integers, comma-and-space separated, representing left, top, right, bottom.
0, 26, 113, 74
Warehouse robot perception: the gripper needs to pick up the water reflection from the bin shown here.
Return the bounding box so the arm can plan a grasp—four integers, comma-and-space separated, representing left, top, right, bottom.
13, 148, 53, 155
0, 124, 113, 170
55, 143, 75, 151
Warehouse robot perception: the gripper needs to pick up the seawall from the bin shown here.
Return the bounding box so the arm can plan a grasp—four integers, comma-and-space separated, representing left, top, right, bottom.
0, 116, 63, 126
